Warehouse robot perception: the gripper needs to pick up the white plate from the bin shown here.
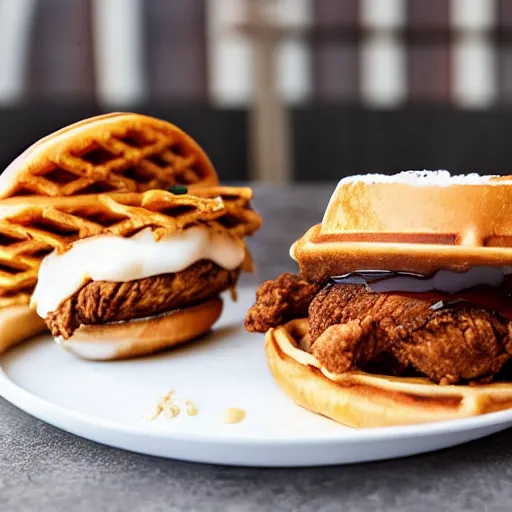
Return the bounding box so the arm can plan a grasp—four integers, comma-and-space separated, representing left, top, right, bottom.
0, 287, 511, 467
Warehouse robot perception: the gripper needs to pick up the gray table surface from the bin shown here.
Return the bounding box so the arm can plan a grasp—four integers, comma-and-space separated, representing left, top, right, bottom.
1, 184, 511, 512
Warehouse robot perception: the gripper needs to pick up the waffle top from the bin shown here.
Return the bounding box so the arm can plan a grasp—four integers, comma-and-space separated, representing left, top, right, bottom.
292, 172, 512, 281
0, 187, 261, 305
0, 113, 219, 199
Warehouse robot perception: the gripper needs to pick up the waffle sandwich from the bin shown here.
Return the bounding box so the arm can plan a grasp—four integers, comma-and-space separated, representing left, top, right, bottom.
0, 112, 222, 353
246, 171, 512, 427
0, 187, 260, 359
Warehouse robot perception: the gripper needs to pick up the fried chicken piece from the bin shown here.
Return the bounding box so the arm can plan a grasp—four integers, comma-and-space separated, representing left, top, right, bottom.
245, 273, 320, 332
309, 284, 512, 384
47, 260, 239, 339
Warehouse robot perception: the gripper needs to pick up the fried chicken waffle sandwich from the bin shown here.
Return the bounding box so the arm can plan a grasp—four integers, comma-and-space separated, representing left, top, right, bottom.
0, 112, 221, 353
0, 186, 261, 360
246, 171, 512, 428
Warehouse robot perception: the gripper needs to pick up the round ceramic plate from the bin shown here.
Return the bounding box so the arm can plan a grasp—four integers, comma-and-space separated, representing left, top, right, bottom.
0, 287, 511, 467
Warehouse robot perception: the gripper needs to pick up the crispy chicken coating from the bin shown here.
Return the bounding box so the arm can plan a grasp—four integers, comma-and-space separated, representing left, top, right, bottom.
245, 273, 512, 384
47, 260, 239, 339
310, 284, 512, 384
245, 273, 320, 333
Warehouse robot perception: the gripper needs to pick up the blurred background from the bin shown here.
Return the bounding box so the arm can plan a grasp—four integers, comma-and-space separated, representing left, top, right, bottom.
0, 0, 511, 182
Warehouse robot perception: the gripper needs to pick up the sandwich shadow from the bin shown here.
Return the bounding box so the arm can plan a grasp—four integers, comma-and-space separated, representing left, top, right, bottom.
130, 322, 242, 362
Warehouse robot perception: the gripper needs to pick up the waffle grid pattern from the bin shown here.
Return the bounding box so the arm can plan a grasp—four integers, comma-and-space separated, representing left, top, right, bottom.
0, 188, 261, 301
13, 125, 213, 197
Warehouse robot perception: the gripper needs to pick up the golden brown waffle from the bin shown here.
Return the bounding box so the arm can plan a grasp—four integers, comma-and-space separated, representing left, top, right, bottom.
0, 212, 43, 307
0, 251, 44, 353
0, 303, 47, 354
0, 292, 31, 308
0, 113, 219, 199
0, 188, 261, 298
188, 185, 262, 238
266, 318, 512, 428
292, 178, 512, 282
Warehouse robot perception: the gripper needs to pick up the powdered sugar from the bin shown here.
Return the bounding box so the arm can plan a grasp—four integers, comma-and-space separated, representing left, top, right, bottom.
337, 170, 503, 187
